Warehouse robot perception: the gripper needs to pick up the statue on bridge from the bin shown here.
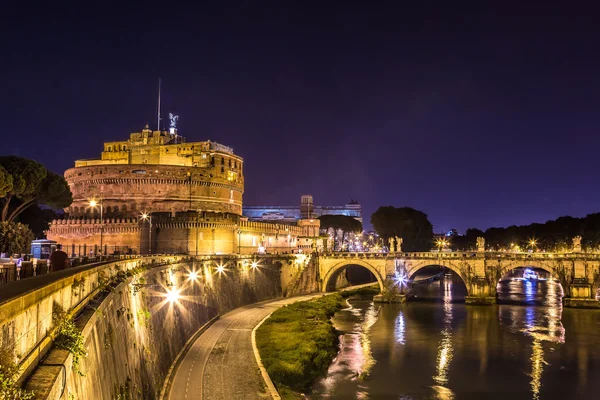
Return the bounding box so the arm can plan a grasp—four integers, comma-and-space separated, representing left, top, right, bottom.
477, 237, 485, 252
395, 237, 403, 252
573, 236, 582, 252
388, 237, 394, 252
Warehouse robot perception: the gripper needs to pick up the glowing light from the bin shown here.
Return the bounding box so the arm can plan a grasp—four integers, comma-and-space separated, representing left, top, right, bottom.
188, 270, 198, 281
251, 261, 259, 269
394, 271, 408, 288
166, 288, 181, 303
89, 200, 97, 207
216, 265, 226, 274
141, 213, 149, 220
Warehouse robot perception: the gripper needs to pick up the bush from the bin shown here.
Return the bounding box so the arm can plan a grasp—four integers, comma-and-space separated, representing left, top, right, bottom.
340, 284, 380, 298
256, 294, 345, 392
0, 347, 34, 399
0, 221, 34, 255
52, 302, 87, 376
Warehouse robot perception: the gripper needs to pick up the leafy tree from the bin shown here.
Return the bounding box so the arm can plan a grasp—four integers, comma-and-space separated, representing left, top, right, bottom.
0, 221, 34, 255
370, 206, 433, 251
0, 156, 72, 222
16, 202, 58, 239
319, 215, 362, 248
452, 213, 600, 251
0, 166, 13, 198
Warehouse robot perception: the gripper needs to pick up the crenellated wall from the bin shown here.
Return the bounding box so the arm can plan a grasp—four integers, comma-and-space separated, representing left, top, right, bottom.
46, 215, 321, 256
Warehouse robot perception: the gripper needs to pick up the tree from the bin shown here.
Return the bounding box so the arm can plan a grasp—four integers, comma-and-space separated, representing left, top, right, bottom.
0, 221, 34, 255
0, 156, 72, 222
370, 206, 433, 251
319, 215, 362, 249
16, 203, 58, 239
0, 166, 13, 198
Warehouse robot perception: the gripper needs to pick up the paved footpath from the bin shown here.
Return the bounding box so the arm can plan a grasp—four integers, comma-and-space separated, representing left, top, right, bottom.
168, 294, 323, 400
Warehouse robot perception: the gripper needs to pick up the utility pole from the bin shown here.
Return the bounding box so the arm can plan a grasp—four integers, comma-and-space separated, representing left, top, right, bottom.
157, 78, 161, 131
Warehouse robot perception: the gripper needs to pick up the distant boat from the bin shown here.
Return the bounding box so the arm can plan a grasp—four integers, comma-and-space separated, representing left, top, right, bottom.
523, 268, 539, 281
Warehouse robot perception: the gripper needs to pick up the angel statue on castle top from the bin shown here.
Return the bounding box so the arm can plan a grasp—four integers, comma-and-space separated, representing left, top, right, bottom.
169, 113, 179, 128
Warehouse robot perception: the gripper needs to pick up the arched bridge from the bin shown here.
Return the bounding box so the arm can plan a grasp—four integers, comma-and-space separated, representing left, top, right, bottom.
318, 250, 600, 307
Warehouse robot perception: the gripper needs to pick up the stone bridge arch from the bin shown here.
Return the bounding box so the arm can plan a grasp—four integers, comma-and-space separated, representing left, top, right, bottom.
404, 259, 470, 288
497, 260, 556, 278
321, 259, 385, 292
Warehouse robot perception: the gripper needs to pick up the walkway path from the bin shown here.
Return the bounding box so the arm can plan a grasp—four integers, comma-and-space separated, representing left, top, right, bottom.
167, 294, 323, 400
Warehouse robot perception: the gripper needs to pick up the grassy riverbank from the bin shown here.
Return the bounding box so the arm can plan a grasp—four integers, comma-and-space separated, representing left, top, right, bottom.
340, 284, 380, 298
256, 293, 346, 397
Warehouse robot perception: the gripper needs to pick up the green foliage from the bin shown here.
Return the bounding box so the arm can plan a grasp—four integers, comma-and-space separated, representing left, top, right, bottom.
451, 213, 600, 251
104, 323, 115, 349
256, 294, 345, 392
0, 156, 72, 222
113, 377, 131, 400
0, 221, 35, 255
0, 346, 34, 399
0, 165, 13, 198
15, 201, 58, 238
371, 206, 433, 251
52, 302, 87, 376
319, 215, 362, 234
71, 277, 86, 296
37, 172, 73, 210
340, 285, 380, 298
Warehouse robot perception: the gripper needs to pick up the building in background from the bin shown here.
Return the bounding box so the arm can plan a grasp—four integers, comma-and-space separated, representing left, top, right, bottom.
46, 123, 321, 256
243, 195, 362, 223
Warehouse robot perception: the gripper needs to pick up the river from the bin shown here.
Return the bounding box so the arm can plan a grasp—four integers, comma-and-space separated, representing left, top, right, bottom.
310, 276, 600, 399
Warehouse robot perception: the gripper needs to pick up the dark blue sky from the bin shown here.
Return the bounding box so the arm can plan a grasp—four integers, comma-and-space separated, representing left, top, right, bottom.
2, 1, 599, 232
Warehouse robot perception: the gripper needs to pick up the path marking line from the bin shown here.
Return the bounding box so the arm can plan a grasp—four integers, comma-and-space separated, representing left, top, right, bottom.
252, 311, 281, 400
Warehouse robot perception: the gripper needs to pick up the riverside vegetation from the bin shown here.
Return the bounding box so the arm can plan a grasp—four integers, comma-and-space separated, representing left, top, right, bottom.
256, 294, 346, 398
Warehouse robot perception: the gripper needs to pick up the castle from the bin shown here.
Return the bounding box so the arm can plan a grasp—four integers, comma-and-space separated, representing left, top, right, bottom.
46, 125, 320, 255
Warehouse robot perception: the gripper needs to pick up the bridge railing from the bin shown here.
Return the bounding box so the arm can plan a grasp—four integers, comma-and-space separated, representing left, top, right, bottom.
321, 251, 600, 260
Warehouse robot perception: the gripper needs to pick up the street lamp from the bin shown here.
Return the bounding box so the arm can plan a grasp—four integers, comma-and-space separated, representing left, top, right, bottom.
141, 212, 152, 254
436, 239, 448, 252
529, 239, 537, 252
89, 198, 103, 260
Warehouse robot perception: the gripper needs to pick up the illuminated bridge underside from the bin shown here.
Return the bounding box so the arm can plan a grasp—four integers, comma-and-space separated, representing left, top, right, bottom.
318, 252, 600, 307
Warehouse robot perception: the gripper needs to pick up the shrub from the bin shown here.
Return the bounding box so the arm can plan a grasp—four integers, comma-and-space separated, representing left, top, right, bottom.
0, 347, 34, 399
0, 221, 34, 255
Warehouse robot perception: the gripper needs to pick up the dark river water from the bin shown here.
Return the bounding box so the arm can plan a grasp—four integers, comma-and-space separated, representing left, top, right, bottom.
310, 277, 600, 400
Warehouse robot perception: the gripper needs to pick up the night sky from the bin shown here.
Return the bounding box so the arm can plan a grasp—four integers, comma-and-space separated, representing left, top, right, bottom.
3, 2, 599, 232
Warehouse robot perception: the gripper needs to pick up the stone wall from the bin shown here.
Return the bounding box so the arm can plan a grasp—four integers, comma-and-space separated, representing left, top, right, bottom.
22, 256, 286, 399
46, 218, 142, 255
64, 163, 244, 217
46, 215, 320, 256
0, 256, 183, 387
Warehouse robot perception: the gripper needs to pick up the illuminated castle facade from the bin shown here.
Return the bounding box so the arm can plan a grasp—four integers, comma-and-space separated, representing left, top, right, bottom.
65, 125, 243, 217
46, 125, 320, 255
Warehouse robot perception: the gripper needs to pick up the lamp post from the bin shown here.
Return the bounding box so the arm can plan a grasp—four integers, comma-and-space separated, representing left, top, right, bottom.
141, 213, 152, 254
529, 239, 537, 253
89, 198, 103, 260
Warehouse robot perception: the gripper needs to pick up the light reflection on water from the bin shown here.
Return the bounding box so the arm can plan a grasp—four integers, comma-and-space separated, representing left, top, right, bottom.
432, 281, 454, 395
311, 279, 600, 399
310, 298, 378, 399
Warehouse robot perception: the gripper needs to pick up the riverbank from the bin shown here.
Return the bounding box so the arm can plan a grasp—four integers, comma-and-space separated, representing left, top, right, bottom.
166, 294, 323, 400
255, 293, 346, 398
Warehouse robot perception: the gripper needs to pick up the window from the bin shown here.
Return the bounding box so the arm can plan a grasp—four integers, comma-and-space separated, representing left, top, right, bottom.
221, 157, 225, 165
221, 167, 224, 173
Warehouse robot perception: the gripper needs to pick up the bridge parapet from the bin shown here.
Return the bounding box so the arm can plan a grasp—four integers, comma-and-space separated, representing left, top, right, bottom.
318, 251, 600, 307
